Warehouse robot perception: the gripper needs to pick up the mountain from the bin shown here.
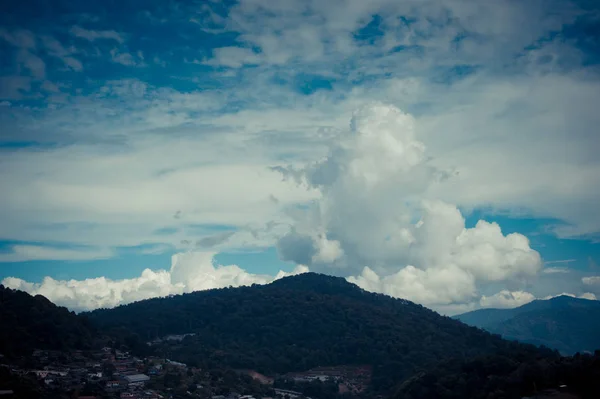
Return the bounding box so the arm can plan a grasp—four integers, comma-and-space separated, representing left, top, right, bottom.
4, 275, 600, 398
86, 273, 552, 393
455, 295, 600, 355
0, 285, 96, 358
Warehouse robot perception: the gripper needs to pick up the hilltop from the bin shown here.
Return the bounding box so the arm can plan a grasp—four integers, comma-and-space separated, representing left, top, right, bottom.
86, 273, 550, 392
3, 275, 600, 398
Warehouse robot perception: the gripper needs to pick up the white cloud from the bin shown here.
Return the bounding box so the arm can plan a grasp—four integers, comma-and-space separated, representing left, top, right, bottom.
277, 103, 541, 309
348, 265, 478, 306
311, 233, 344, 264
1, 0, 599, 313
63, 57, 83, 71
1, 251, 308, 311
0, 245, 113, 262
544, 259, 576, 265
543, 292, 597, 301
479, 290, 536, 309
70, 26, 124, 43
110, 49, 138, 66
205, 47, 262, 68
543, 267, 571, 274
582, 276, 600, 286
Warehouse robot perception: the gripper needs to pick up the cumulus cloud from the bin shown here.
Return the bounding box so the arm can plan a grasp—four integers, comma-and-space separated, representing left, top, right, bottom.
348, 265, 477, 306
278, 103, 542, 308
277, 230, 344, 266
582, 276, 600, 286
2, 251, 309, 311
479, 290, 536, 309
579, 293, 598, 300
1, 0, 599, 313
543, 292, 597, 301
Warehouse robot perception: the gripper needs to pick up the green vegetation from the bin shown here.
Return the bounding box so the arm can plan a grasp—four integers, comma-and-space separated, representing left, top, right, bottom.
0, 285, 96, 358
86, 273, 556, 393
393, 351, 600, 399
3, 275, 600, 398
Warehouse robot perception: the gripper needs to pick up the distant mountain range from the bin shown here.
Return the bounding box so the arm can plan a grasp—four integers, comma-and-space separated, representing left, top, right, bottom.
454, 295, 600, 355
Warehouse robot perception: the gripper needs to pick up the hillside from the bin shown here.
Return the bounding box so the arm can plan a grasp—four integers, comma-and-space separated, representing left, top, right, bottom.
0, 285, 96, 358
455, 296, 600, 355
86, 273, 553, 393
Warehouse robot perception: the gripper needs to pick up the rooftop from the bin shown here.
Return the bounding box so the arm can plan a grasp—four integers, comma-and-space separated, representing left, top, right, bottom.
124, 374, 150, 383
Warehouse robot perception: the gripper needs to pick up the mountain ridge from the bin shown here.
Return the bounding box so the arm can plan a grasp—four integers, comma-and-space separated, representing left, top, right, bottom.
0, 284, 96, 358
455, 295, 600, 355
4, 274, 600, 398
85, 272, 552, 392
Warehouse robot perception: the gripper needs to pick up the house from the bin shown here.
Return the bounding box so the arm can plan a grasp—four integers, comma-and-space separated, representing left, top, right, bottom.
123, 374, 150, 387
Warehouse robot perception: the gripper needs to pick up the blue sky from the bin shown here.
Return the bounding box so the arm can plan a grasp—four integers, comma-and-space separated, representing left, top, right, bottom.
1, 0, 599, 313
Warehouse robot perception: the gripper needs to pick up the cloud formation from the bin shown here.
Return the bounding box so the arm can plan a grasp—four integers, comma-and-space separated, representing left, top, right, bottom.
0, 0, 599, 313
277, 103, 542, 308
583, 276, 600, 286
70, 26, 124, 43
479, 290, 536, 309
2, 252, 309, 311
543, 292, 597, 301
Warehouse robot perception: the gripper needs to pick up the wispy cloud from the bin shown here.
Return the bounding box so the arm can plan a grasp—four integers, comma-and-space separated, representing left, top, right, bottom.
109, 49, 137, 66
16, 50, 45, 79
0, 245, 113, 262
40, 35, 83, 72
542, 267, 572, 274
544, 259, 577, 265
70, 26, 124, 43
0, 28, 36, 49
0, 76, 32, 100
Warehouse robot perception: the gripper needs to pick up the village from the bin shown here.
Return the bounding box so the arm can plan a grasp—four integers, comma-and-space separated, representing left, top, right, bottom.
0, 342, 372, 399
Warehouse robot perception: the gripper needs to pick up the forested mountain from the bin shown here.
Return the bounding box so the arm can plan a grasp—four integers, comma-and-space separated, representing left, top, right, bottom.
455, 296, 600, 355
0, 285, 96, 358
86, 273, 554, 393
392, 351, 600, 399
3, 275, 600, 398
